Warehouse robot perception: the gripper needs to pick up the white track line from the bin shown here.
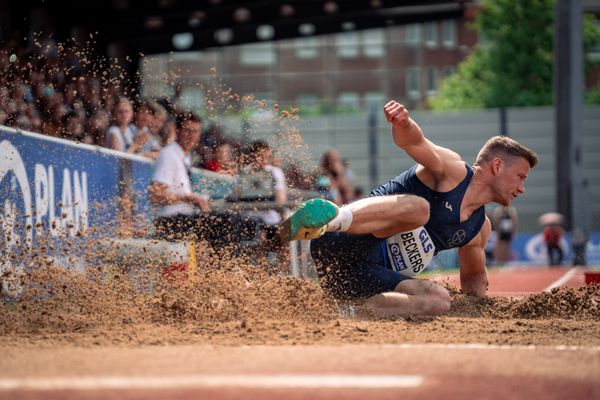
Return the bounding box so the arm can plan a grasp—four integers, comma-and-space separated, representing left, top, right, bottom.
543, 267, 579, 292
0, 374, 423, 391
381, 343, 600, 352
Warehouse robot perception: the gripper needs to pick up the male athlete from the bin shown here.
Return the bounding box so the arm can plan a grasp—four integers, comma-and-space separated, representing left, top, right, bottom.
280, 101, 538, 318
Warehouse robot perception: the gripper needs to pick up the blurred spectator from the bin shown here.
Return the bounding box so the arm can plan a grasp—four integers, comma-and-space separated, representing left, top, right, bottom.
42, 102, 67, 137
543, 223, 564, 266
244, 140, 288, 225
148, 112, 210, 240
148, 101, 171, 146
243, 139, 289, 268
571, 227, 588, 266
62, 110, 85, 142
354, 186, 365, 199
320, 149, 354, 205
159, 118, 177, 147
203, 141, 238, 175
130, 99, 162, 159
85, 109, 110, 146
105, 97, 148, 154
198, 122, 226, 160
491, 205, 518, 265
343, 158, 356, 187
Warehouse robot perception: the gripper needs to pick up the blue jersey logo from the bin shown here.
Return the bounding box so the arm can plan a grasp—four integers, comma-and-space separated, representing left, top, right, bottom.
388, 243, 407, 271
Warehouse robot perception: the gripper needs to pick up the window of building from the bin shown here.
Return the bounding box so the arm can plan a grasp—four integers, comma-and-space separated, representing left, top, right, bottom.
443, 65, 457, 78
405, 24, 421, 46
362, 29, 385, 58
424, 22, 438, 48
337, 32, 360, 58
426, 67, 438, 96
406, 67, 421, 99
295, 37, 318, 59
240, 42, 276, 66
442, 20, 457, 48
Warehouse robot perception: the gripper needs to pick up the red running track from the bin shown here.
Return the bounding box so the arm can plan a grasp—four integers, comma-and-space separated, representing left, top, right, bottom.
433, 265, 589, 297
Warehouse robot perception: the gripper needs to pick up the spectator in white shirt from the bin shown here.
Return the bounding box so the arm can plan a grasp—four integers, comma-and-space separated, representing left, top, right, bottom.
148, 112, 210, 241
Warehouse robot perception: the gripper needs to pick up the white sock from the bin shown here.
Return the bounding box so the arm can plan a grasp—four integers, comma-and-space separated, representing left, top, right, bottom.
326, 206, 353, 232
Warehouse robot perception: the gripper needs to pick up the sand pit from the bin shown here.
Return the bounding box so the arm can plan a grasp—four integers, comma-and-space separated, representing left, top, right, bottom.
1, 256, 599, 400
1, 257, 599, 348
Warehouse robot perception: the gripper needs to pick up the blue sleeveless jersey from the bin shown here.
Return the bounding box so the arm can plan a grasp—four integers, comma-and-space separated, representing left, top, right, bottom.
370, 163, 485, 254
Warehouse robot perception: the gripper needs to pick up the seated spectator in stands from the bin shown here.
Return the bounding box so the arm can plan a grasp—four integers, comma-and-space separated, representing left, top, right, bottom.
42, 102, 67, 137
82, 78, 103, 115
105, 97, 148, 154
85, 109, 110, 147
25, 103, 43, 133
320, 149, 354, 205
62, 110, 85, 142
130, 99, 162, 159
147, 101, 172, 146
198, 122, 226, 163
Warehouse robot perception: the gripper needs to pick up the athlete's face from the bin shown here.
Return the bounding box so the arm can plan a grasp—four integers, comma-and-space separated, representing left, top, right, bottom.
495, 157, 530, 206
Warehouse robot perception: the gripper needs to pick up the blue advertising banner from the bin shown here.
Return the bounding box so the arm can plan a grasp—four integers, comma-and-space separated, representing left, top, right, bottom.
1, 127, 237, 253
1, 128, 123, 245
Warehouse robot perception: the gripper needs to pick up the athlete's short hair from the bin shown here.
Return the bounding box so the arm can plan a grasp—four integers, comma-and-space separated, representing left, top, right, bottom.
474, 135, 538, 168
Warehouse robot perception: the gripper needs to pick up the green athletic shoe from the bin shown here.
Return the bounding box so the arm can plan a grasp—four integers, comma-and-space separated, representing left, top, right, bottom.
280, 198, 339, 241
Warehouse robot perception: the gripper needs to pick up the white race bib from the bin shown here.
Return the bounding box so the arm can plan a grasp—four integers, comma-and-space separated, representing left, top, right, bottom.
385, 227, 436, 277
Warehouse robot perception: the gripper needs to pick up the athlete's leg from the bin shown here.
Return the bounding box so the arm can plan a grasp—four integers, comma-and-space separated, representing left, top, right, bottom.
359, 279, 451, 318
281, 195, 429, 241
344, 194, 429, 238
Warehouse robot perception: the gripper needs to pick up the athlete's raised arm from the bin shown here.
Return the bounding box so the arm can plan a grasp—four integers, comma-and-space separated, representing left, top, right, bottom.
383, 101, 464, 179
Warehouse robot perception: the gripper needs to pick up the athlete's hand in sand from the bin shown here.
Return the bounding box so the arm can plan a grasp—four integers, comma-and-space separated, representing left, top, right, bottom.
186, 193, 211, 212
384, 101, 410, 126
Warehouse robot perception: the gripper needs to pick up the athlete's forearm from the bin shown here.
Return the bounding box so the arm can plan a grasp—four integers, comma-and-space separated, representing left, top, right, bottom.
391, 117, 425, 150
460, 271, 488, 297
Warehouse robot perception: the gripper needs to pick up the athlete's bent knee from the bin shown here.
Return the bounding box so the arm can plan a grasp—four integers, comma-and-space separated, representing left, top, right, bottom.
402, 195, 429, 226
421, 288, 451, 315
434, 294, 451, 314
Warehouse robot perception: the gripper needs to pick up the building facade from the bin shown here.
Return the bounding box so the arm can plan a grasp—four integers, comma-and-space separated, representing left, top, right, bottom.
141, 17, 479, 115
